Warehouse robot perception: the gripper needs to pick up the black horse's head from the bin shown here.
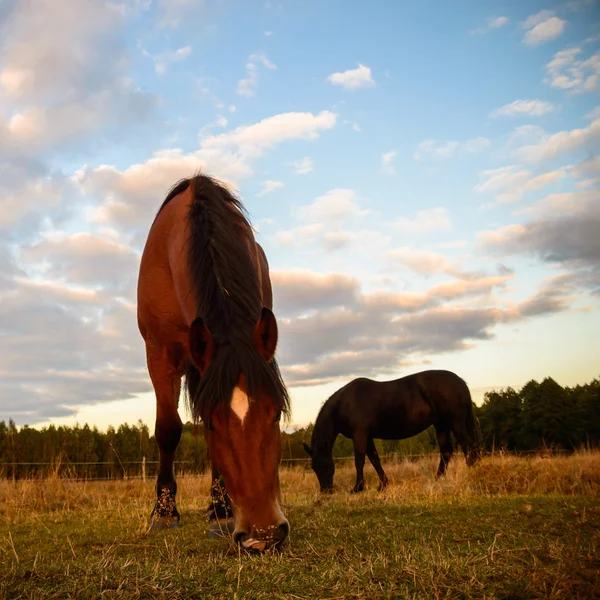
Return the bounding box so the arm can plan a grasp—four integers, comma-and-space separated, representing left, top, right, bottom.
302, 442, 335, 493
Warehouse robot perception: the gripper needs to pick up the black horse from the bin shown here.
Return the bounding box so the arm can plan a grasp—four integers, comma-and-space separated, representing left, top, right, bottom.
303, 370, 481, 493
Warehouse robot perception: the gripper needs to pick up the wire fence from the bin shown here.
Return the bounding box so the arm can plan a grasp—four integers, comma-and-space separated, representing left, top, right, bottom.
0, 448, 574, 483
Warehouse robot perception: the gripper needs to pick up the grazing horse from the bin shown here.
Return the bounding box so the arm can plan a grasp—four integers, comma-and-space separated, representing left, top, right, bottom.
137, 173, 291, 551
303, 370, 481, 493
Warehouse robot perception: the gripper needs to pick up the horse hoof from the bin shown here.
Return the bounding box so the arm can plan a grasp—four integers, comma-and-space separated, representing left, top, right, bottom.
149, 516, 179, 531
208, 518, 235, 539
350, 486, 364, 494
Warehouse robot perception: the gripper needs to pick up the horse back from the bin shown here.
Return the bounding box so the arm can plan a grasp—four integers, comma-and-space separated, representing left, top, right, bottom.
330, 370, 471, 440
412, 369, 472, 414
332, 377, 434, 439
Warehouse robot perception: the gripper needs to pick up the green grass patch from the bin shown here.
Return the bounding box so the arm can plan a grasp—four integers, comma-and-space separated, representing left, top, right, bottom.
1, 455, 600, 599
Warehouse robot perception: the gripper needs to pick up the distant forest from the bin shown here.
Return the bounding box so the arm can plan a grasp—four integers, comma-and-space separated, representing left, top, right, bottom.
1, 376, 599, 480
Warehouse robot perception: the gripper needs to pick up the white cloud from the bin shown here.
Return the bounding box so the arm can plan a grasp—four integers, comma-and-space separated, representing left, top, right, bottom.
0, 0, 157, 153
545, 48, 600, 93
489, 16, 509, 28
0, 250, 151, 421
414, 137, 490, 160
201, 110, 337, 158
270, 270, 361, 317
514, 118, 600, 163
381, 150, 397, 174
585, 106, 600, 120
272, 224, 324, 248
474, 165, 567, 204
491, 99, 555, 118
76, 149, 252, 237
291, 157, 313, 175
140, 45, 192, 75
522, 10, 566, 46
236, 52, 277, 97
382, 151, 396, 164
321, 229, 391, 253
569, 155, 600, 182
470, 16, 509, 35
76, 110, 337, 238
296, 189, 369, 222
156, 0, 202, 28
22, 233, 140, 290
392, 208, 452, 234
0, 0, 125, 102
257, 179, 284, 196
1, 88, 156, 155
478, 190, 600, 276
0, 172, 68, 231
385, 247, 466, 278
326, 64, 375, 90
272, 267, 526, 387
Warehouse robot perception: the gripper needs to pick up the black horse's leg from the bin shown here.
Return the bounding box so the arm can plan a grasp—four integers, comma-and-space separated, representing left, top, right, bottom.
435, 428, 454, 478
452, 417, 477, 467
146, 347, 183, 530
366, 437, 388, 491
351, 431, 367, 493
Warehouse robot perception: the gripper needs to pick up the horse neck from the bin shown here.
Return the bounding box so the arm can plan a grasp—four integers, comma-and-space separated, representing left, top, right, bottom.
312, 403, 338, 459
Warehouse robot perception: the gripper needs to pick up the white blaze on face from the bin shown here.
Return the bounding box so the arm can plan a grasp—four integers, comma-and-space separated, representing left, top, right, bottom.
230, 386, 250, 424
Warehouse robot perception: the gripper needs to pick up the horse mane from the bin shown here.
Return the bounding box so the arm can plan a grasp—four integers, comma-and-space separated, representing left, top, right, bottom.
160, 173, 290, 424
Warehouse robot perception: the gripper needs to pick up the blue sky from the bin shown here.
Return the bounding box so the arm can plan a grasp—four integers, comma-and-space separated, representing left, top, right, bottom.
0, 0, 599, 430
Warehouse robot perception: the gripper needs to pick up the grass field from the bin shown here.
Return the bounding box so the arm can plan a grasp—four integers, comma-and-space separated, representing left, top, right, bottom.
1, 452, 600, 599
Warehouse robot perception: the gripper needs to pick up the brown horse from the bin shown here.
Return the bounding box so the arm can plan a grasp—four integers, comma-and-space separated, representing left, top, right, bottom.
303, 370, 481, 493
137, 173, 291, 551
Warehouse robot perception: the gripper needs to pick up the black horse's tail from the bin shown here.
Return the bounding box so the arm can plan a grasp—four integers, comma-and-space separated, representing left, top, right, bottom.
464, 393, 482, 463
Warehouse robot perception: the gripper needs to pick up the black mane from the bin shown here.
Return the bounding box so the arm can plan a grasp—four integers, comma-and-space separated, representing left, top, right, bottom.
159, 173, 290, 424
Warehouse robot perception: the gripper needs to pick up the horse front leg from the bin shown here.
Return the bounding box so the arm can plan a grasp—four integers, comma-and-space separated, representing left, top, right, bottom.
351, 431, 367, 493
147, 348, 183, 530
207, 466, 235, 538
366, 437, 389, 491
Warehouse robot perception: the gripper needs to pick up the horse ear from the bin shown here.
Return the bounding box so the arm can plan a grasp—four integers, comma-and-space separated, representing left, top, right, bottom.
189, 317, 215, 374
253, 307, 278, 362
302, 442, 313, 457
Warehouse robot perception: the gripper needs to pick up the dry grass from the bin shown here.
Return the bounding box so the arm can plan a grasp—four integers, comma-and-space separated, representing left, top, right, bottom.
1, 452, 600, 599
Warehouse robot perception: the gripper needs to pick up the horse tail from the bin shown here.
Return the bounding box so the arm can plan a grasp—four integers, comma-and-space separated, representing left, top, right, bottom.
463, 384, 482, 461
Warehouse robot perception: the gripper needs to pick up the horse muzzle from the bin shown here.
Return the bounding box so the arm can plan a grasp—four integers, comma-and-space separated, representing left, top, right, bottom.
233, 520, 289, 552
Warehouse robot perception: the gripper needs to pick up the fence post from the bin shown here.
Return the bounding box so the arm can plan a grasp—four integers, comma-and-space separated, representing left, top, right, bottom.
142, 456, 146, 482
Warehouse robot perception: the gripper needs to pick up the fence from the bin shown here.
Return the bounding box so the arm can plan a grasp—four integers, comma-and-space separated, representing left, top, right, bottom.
0, 448, 573, 482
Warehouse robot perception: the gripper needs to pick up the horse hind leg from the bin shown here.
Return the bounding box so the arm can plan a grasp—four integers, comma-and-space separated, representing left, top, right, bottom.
435, 428, 454, 478
456, 409, 481, 467
366, 437, 389, 491
147, 346, 184, 530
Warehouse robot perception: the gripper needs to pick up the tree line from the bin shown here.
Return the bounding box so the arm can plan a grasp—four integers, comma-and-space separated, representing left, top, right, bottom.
1, 376, 598, 479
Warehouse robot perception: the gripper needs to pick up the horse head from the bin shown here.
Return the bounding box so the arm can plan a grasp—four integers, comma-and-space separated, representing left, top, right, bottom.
302, 441, 335, 494
190, 307, 289, 551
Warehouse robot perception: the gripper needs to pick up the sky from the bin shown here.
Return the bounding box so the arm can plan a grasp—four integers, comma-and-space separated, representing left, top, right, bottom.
0, 0, 599, 431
